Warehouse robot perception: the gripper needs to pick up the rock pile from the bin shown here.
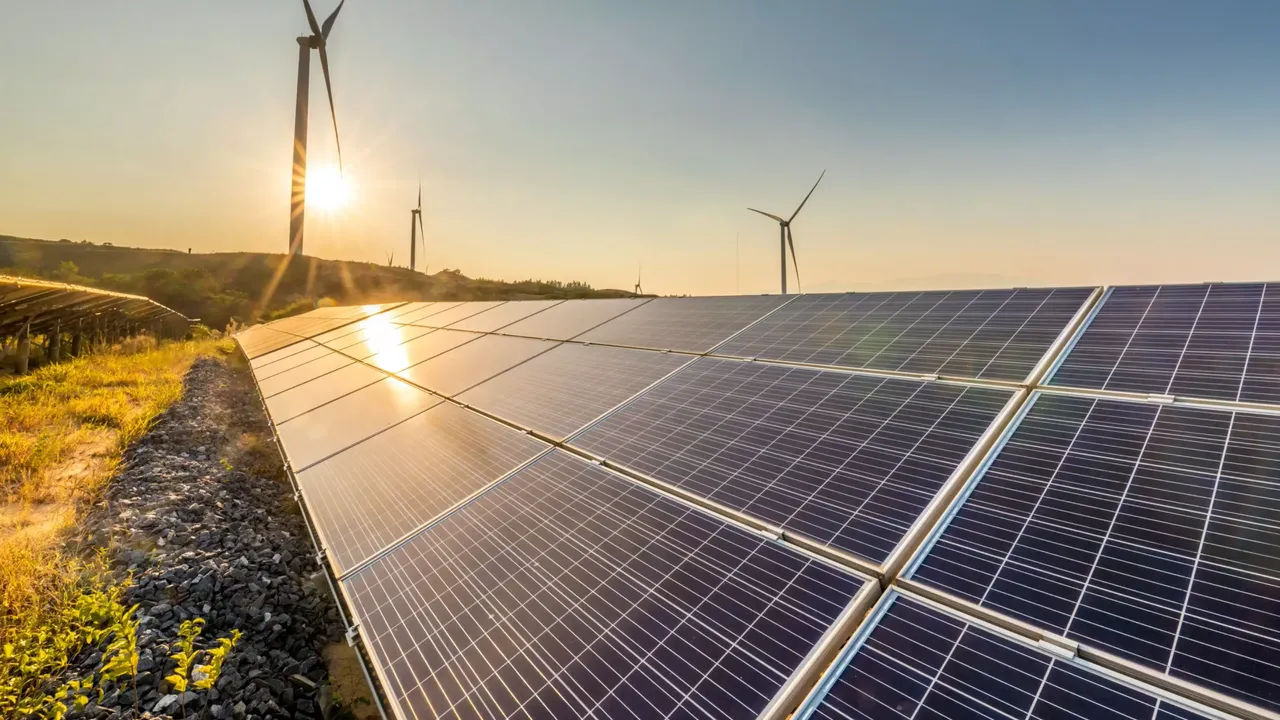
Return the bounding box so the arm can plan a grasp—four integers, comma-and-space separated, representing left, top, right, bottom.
69, 356, 351, 720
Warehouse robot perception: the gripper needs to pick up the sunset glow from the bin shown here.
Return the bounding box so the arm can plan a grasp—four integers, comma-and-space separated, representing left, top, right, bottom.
305, 166, 349, 211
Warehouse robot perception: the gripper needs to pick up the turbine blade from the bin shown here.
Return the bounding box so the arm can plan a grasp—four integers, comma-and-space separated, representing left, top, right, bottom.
417, 182, 422, 211
747, 207, 785, 223
301, 0, 323, 36
417, 211, 426, 259
316, 40, 343, 173
321, 0, 344, 39
787, 226, 802, 293
788, 169, 826, 222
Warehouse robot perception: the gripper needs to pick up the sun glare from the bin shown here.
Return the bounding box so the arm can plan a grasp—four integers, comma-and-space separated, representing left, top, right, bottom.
306, 166, 349, 211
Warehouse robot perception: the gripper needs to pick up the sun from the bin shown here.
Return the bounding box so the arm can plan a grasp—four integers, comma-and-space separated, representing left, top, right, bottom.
305, 166, 349, 211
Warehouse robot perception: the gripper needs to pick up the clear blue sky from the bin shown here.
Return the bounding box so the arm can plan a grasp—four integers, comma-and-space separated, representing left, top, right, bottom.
2, 1, 1277, 294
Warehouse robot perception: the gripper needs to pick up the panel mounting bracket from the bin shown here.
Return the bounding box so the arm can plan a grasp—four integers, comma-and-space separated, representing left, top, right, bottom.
345, 624, 360, 646
1145, 394, 1176, 404
1037, 636, 1078, 660
919, 373, 940, 382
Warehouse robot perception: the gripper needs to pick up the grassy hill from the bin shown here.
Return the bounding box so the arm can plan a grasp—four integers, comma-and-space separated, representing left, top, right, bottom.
0, 235, 634, 330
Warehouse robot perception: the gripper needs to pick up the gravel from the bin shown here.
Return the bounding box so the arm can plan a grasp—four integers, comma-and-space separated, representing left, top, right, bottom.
65, 356, 351, 720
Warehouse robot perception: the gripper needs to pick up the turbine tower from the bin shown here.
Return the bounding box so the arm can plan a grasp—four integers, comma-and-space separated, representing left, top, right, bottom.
748, 170, 825, 295
288, 0, 345, 257
409, 184, 426, 271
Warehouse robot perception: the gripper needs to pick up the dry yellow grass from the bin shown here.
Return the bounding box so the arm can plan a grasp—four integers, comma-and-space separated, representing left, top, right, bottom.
0, 337, 230, 715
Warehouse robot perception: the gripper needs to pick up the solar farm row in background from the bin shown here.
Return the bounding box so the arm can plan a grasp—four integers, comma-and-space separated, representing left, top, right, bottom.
236, 284, 1280, 720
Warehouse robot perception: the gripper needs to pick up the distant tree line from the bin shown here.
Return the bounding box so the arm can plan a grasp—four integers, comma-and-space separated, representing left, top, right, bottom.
0, 236, 632, 330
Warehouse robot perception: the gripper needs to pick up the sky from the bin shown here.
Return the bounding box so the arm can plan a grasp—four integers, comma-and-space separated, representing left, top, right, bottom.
2, 1, 1278, 296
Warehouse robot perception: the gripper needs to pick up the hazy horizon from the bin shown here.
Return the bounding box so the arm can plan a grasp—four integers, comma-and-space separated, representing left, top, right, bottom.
3, 1, 1278, 295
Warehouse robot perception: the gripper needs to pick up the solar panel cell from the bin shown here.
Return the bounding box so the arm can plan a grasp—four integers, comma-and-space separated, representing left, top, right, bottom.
456, 343, 692, 439
297, 402, 548, 573
573, 357, 1012, 565
447, 300, 564, 333
497, 298, 650, 340
275, 376, 440, 470
803, 593, 1217, 720
255, 350, 354, 397
907, 393, 1280, 713
406, 300, 506, 328
397, 334, 559, 396
262, 361, 385, 424
716, 288, 1092, 382
342, 451, 867, 720
575, 295, 789, 353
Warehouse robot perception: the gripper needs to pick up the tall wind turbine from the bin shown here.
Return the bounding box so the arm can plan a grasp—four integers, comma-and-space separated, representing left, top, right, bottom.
634, 264, 643, 295
409, 184, 426, 271
748, 170, 825, 295
288, 0, 345, 257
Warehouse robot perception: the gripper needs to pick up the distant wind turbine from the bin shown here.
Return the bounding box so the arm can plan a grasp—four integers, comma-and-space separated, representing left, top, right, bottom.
288, 0, 346, 257
634, 264, 643, 295
409, 183, 426, 272
748, 170, 825, 294
385, 250, 395, 267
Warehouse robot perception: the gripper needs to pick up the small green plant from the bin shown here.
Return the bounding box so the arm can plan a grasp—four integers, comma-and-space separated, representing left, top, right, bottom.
219, 457, 234, 473
193, 629, 241, 690
163, 618, 241, 718
99, 604, 140, 713
166, 617, 204, 717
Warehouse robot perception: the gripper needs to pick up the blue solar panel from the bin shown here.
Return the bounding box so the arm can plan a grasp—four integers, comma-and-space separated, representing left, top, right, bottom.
716, 288, 1092, 382
342, 450, 868, 720
801, 592, 1217, 720
1049, 283, 1280, 404
572, 357, 1012, 566
907, 392, 1280, 713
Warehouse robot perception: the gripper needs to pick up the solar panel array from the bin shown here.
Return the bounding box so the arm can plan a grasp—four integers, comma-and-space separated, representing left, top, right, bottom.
236, 284, 1280, 720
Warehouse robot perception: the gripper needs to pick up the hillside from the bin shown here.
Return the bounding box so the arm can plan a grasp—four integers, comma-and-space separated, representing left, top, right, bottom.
0, 235, 634, 330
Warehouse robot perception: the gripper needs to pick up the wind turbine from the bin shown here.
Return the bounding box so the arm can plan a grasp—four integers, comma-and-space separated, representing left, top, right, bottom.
288, 0, 345, 257
409, 183, 426, 272
634, 264, 643, 295
748, 170, 826, 295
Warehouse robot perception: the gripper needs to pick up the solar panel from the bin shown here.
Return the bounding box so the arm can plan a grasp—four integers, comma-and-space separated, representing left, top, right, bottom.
340, 450, 870, 720
575, 295, 790, 353
496, 298, 650, 340
446, 299, 564, 333
1048, 283, 1280, 404
262, 361, 385, 424
254, 350, 354, 397
397, 334, 560, 397
384, 301, 465, 325
572, 357, 1013, 566
297, 402, 550, 574
274, 376, 441, 470
237, 326, 306, 358
801, 591, 1218, 720
248, 339, 326, 372
905, 392, 1280, 713
328, 324, 436, 361
716, 288, 1093, 383
405, 300, 507, 328
360, 328, 480, 374
456, 343, 693, 440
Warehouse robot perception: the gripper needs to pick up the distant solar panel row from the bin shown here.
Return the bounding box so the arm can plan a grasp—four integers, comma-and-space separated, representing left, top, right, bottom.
236, 283, 1280, 720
